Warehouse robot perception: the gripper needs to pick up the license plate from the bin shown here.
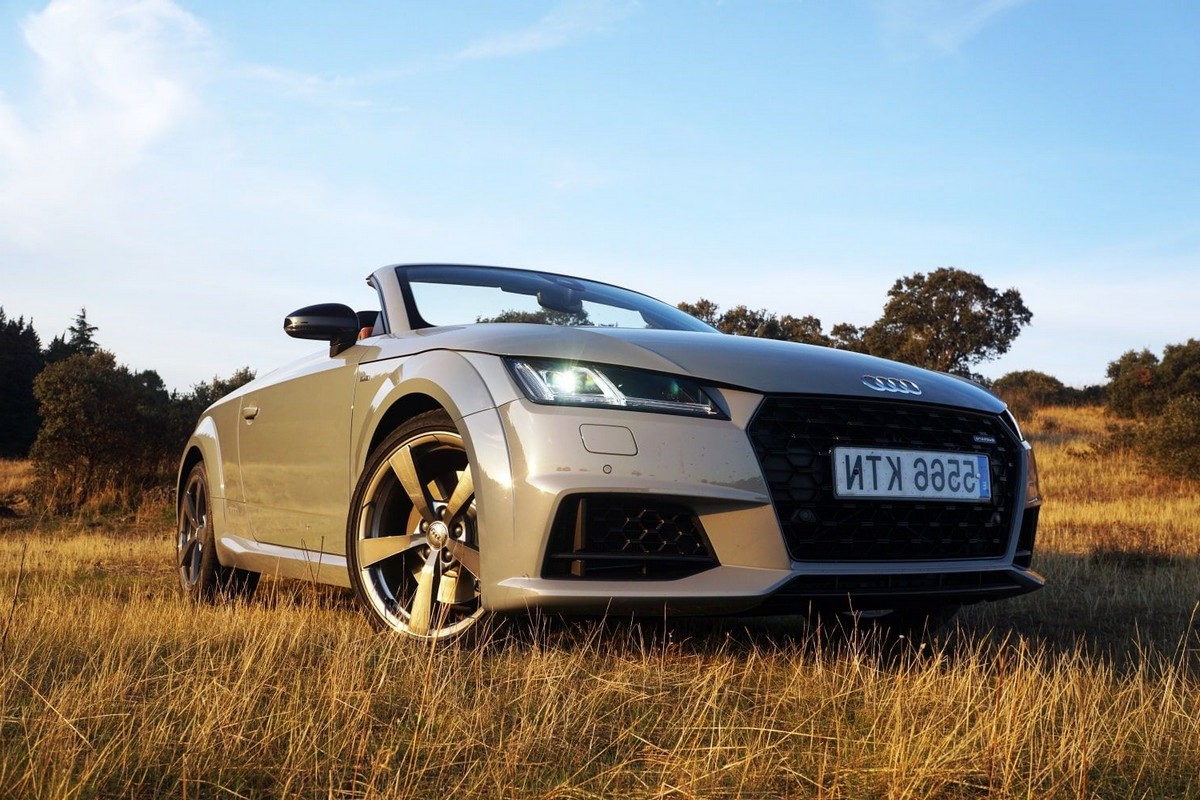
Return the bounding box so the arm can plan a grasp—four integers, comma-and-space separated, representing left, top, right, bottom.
832, 447, 991, 502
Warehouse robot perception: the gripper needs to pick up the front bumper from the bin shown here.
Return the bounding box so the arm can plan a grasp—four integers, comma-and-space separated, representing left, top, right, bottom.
463, 386, 1041, 616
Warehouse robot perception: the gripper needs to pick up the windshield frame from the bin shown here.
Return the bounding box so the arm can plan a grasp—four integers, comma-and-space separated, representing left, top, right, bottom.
392, 264, 718, 333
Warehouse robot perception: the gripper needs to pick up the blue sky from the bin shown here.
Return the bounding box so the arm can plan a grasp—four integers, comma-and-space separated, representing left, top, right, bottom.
1, 0, 1196, 391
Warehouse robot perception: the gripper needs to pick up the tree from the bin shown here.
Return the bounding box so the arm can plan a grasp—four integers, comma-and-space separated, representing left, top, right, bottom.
829, 322, 868, 353
477, 308, 592, 326
44, 307, 100, 363
1156, 339, 1200, 404
992, 370, 1068, 417
855, 268, 1032, 376
0, 308, 44, 457
1140, 395, 1200, 479
677, 299, 830, 346
1106, 340, 1200, 419
676, 299, 720, 327
31, 351, 173, 510
679, 269, 1032, 363
1105, 349, 1160, 418
168, 367, 257, 450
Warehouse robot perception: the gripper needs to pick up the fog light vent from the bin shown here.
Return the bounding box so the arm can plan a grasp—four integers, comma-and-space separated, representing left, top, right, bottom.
542, 495, 718, 580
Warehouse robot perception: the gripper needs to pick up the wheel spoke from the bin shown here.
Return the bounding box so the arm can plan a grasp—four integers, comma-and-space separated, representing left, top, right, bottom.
445, 539, 481, 579
445, 468, 474, 522
407, 549, 439, 636
357, 533, 423, 568
184, 491, 199, 529
178, 534, 199, 570
437, 569, 459, 604
389, 445, 437, 523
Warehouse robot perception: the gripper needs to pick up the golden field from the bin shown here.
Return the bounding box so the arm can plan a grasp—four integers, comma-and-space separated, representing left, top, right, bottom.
1, 405, 1198, 798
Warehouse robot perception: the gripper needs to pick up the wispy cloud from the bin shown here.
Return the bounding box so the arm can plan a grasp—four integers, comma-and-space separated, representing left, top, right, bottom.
872, 0, 1034, 57
456, 0, 638, 61
238, 62, 423, 113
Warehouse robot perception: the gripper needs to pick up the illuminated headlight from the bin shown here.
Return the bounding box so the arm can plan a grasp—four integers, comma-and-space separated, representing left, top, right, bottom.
505, 358, 725, 418
1024, 443, 1041, 506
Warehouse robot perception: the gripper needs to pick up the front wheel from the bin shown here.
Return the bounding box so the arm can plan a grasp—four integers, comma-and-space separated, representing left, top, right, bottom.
346, 411, 485, 640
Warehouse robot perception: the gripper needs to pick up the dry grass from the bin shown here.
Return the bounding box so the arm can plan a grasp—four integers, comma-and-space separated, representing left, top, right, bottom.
0, 459, 35, 518
1, 405, 1199, 798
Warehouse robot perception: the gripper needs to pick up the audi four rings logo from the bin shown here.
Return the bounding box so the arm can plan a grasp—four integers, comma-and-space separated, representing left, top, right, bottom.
862, 375, 922, 395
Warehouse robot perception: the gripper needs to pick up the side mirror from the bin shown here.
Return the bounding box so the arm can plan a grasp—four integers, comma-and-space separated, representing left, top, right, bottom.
284, 303, 360, 356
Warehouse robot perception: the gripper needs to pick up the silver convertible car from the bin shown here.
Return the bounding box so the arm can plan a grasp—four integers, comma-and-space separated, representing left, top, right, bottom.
177, 263, 1043, 639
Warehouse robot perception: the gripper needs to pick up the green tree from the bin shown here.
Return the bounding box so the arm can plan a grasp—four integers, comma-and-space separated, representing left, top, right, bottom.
1156, 339, 1200, 404
1105, 349, 1162, 418
680, 268, 1031, 363
776, 314, 830, 346
31, 351, 174, 511
477, 308, 592, 326
676, 299, 720, 327
992, 370, 1068, 418
857, 268, 1032, 376
44, 307, 100, 363
1106, 339, 1200, 419
829, 322, 868, 353
677, 300, 830, 345
1139, 395, 1200, 479
168, 367, 257, 449
0, 308, 44, 457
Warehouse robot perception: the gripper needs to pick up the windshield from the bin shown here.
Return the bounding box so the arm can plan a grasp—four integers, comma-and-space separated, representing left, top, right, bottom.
395, 264, 717, 332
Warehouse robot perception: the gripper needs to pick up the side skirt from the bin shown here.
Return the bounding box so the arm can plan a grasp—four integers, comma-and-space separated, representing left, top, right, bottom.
217, 534, 351, 588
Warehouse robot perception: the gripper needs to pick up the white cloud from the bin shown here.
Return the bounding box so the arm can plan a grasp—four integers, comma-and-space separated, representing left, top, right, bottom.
0, 0, 211, 247
872, 0, 1033, 56
456, 0, 637, 61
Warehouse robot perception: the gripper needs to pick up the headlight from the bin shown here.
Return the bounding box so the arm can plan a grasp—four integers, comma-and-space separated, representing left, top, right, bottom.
505, 357, 725, 418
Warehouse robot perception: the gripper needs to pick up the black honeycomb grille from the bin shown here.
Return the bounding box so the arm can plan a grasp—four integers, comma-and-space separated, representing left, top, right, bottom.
542, 495, 717, 580
748, 396, 1021, 562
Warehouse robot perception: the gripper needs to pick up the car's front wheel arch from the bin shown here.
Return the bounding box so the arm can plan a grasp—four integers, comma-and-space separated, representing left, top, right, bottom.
364, 392, 445, 459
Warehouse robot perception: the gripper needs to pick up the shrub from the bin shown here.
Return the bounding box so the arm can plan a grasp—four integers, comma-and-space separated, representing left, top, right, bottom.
1138, 395, 1200, 479
1107, 340, 1200, 419
993, 370, 1068, 418
30, 352, 174, 513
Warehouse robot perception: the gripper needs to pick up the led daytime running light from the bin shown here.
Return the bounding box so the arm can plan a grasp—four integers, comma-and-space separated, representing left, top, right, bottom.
507, 358, 722, 418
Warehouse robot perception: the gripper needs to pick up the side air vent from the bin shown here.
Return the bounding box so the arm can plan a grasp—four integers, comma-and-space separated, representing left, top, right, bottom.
541, 495, 718, 580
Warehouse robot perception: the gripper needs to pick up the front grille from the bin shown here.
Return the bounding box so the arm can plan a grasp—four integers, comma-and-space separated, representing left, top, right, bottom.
542, 495, 717, 580
748, 396, 1021, 562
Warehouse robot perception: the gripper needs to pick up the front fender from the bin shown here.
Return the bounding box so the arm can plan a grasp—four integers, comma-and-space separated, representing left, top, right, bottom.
352, 349, 503, 471
351, 350, 516, 609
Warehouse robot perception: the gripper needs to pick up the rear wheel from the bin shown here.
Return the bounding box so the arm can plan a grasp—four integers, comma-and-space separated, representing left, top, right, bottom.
177, 462, 259, 600
346, 411, 484, 640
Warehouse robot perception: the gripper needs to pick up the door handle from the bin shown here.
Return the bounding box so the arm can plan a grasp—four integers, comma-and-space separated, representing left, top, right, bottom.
242, 405, 260, 421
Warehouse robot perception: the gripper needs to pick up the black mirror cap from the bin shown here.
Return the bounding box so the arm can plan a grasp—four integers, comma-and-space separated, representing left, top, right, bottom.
284, 303, 359, 356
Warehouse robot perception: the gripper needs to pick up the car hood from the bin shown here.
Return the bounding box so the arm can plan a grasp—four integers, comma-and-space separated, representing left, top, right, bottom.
400, 324, 1006, 413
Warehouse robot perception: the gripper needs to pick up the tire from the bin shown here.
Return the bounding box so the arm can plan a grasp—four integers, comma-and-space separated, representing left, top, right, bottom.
346, 410, 485, 640
176, 462, 259, 600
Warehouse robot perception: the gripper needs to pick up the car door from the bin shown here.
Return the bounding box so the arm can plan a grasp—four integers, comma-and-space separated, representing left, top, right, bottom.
237, 348, 362, 556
